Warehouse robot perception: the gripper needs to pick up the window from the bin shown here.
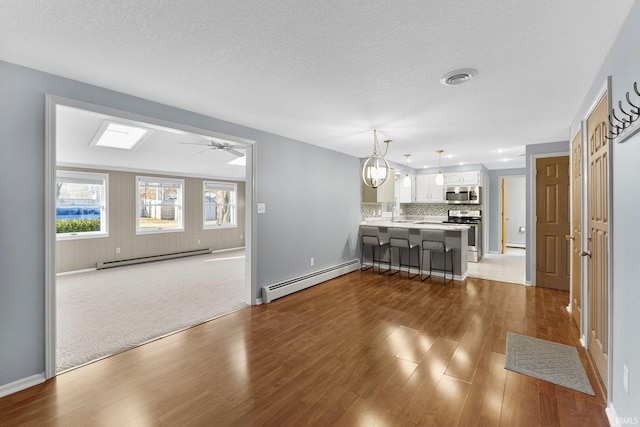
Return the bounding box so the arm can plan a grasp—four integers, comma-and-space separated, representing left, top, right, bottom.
56, 171, 108, 239
136, 176, 184, 233
203, 181, 237, 229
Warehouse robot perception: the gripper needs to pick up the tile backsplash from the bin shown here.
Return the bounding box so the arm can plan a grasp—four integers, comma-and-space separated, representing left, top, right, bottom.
361, 203, 481, 220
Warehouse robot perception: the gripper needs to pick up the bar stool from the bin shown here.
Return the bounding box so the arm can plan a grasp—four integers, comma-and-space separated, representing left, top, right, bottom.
420, 229, 454, 285
360, 226, 390, 273
388, 228, 419, 278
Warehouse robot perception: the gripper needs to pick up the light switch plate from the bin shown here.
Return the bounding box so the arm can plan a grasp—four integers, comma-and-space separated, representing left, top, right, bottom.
257, 203, 266, 214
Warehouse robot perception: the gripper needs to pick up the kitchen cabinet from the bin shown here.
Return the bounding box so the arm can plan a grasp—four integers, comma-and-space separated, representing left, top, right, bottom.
414, 174, 444, 202
397, 174, 414, 203
445, 171, 481, 186
362, 174, 394, 203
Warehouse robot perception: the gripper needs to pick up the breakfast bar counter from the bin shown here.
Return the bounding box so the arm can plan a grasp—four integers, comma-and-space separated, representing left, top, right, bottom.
360, 220, 468, 280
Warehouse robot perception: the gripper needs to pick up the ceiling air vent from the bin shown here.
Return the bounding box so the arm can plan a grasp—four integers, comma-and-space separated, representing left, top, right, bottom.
441, 68, 478, 86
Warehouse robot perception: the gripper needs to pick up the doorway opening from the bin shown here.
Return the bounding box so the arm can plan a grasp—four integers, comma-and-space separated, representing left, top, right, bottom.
45, 96, 256, 376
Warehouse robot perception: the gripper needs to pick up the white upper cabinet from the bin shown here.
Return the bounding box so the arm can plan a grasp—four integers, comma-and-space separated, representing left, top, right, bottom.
397, 174, 414, 203
445, 171, 481, 186
414, 174, 444, 202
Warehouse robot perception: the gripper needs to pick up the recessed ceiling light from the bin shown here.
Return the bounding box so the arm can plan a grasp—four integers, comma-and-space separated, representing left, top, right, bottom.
441, 68, 478, 86
92, 122, 150, 150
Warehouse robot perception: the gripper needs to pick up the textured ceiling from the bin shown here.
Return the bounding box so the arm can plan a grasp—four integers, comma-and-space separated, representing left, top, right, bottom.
0, 1, 634, 172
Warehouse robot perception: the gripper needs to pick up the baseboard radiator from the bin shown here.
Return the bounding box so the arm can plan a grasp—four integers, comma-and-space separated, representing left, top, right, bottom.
261, 259, 360, 303
97, 248, 212, 270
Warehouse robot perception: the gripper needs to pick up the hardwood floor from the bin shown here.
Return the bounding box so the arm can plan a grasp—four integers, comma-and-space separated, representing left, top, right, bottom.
0, 271, 607, 426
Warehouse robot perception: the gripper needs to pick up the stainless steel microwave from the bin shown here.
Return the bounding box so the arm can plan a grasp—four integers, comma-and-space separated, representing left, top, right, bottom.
445, 186, 481, 204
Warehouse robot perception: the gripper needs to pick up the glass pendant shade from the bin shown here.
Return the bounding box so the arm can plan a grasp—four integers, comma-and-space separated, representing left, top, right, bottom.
362, 154, 390, 188
362, 130, 392, 188
403, 173, 411, 187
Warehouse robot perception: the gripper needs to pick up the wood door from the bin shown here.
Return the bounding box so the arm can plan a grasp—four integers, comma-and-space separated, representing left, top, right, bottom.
535, 156, 570, 290
587, 94, 609, 390
570, 130, 582, 328
501, 179, 506, 254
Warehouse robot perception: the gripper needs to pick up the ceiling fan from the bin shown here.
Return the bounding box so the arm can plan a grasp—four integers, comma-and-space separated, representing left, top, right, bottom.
179, 139, 245, 157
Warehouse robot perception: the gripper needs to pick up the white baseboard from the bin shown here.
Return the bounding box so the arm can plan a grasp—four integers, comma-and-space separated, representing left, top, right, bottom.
580, 335, 586, 347
0, 373, 45, 398
606, 403, 620, 427
57, 267, 97, 276
255, 298, 263, 305
211, 246, 245, 254
525, 280, 532, 285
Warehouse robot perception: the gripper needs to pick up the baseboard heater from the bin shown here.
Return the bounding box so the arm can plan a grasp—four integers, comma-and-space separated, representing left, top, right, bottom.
261, 259, 360, 303
97, 248, 212, 270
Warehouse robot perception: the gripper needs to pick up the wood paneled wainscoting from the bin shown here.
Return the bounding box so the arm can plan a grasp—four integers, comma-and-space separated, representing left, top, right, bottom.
0, 272, 608, 426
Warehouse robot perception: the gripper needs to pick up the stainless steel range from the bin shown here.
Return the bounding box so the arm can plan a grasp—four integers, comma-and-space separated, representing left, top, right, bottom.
443, 209, 482, 262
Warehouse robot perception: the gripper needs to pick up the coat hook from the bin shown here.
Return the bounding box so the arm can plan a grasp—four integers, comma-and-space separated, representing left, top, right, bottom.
626, 92, 640, 114
634, 81, 640, 97
612, 108, 630, 127
619, 101, 637, 123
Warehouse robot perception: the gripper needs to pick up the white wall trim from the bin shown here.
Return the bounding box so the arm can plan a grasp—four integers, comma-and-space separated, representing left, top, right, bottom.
57, 268, 97, 277
0, 373, 45, 398
45, 95, 258, 381
606, 402, 621, 427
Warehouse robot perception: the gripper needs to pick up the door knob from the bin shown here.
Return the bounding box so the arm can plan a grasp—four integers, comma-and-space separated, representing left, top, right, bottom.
580, 250, 591, 257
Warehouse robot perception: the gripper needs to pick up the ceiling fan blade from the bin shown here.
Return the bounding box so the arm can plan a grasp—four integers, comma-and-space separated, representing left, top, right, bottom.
226, 148, 245, 157
198, 147, 213, 154
180, 141, 211, 146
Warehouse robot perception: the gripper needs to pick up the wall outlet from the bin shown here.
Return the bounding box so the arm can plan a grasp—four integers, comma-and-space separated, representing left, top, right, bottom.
197, 239, 201, 244
624, 365, 629, 394
115, 247, 121, 254
257, 203, 266, 214
310, 258, 314, 266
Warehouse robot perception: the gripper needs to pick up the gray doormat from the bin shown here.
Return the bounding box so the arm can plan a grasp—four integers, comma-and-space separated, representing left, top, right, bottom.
504, 332, 595, 395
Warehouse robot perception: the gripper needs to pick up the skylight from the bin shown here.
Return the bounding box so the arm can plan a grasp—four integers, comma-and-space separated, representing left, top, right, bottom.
93, 122, 150, 150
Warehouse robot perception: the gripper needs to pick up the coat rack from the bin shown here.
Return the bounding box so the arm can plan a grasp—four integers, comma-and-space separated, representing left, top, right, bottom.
607, 81, 640, 141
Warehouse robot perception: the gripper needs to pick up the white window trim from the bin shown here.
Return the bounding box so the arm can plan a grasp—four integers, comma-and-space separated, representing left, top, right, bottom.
203, 181, 238, 230
56, 170, 109, 240
136, 175, 185, 234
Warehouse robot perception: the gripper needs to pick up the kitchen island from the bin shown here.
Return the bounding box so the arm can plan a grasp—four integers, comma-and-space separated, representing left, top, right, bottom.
360, 220, 468, 280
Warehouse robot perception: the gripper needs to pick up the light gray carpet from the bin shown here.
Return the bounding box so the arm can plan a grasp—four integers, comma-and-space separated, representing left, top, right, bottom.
56, 250, 247, 372
504, 332, 594, 395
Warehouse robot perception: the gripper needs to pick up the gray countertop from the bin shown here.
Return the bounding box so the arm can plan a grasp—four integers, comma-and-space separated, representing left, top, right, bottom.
361, 219, 470, 231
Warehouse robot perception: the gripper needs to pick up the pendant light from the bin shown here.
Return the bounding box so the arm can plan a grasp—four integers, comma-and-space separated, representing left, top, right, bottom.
362, 130, 392, 188
435, 150, 444, 186
403, 154, 411, 187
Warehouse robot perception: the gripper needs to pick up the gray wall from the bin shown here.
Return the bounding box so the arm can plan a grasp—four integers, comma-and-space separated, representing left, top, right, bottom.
569, 1, 640, 419
56, 167, 245, 272
0, 61, 361, 388
487, 168, 525, 253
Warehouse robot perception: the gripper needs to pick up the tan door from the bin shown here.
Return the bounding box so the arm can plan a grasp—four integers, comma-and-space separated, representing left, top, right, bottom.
570, 130, 582, 328
586, 94, 609, 391
501, 179, 507, 254
535, 156, 570, 290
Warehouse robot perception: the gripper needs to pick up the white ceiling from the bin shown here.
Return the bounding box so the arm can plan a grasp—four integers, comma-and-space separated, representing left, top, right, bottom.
0, 1, 634, 172
55, 106, 247, 180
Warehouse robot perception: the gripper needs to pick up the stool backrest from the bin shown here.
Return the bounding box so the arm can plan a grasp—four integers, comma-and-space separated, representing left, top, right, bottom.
361, 226, 381, 246
421, 229, 446, 251
389, 227, 411, 248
